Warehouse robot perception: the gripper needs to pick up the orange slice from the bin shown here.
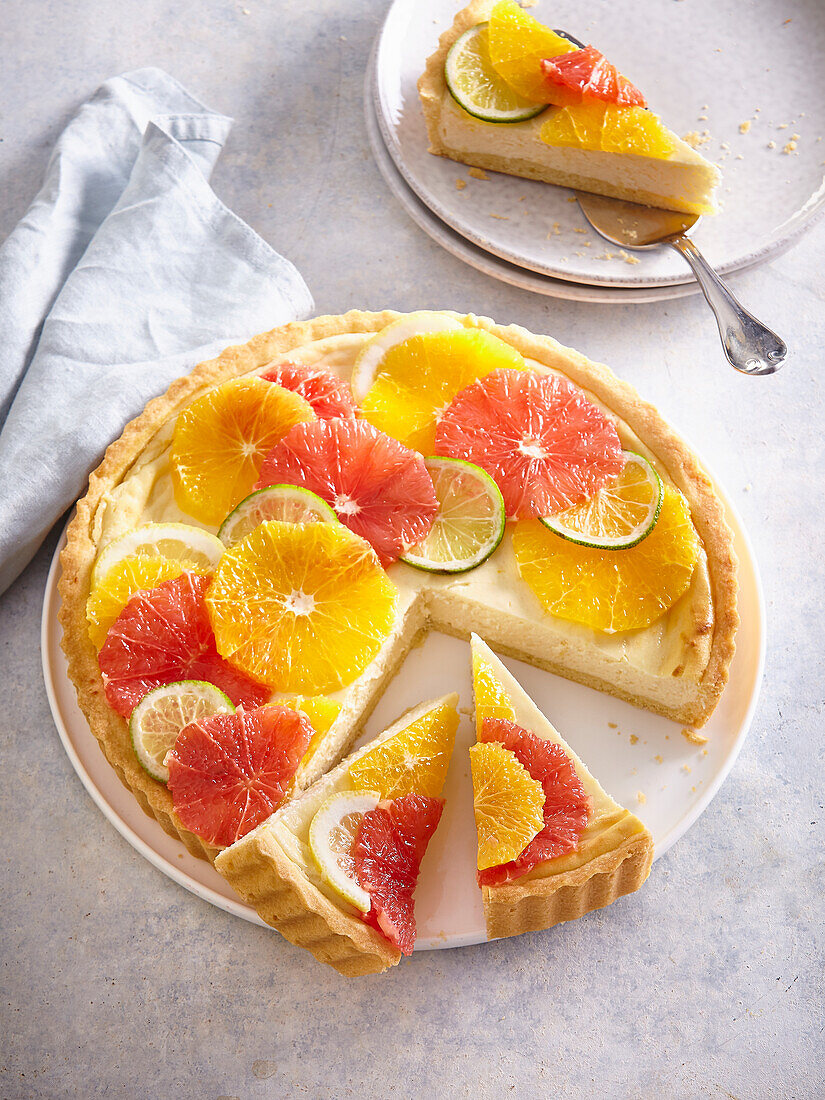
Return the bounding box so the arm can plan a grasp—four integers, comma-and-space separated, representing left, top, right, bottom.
86, 555, 204, 649
469, 742, 545, 870
471, 645, 515, 736
512, 485, 699, 632
348, 698, 459, 799
487, 0, 574, 104
273, 694, 343, 769
540, 101, 677, 159
205, 520, 397, 694
171, 377, 314, 526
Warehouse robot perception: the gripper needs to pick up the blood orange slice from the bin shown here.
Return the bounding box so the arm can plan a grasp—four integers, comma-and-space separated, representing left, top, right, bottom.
260, 361, 357, 419
477, 718, 591, 886
255, 419, 438, 566
166, 705, 313, 847
540, 45, 647, 109
98, 572, 269, 717
434, 369, 623, 518
354, 794, 444, 956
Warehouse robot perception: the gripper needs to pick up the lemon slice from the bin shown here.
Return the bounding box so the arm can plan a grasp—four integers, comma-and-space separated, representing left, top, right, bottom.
218, 485, 338, 547
92, 523, 225, 589
445, 23, 548, 123
541, 452, 663, 549
401, 457, 505, 573
308, 791, 380, 910
129, 680, 235, 783
351, 311, 462, 400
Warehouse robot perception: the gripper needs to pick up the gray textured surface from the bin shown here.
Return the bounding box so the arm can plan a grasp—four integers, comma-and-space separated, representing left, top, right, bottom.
1, 2, 823, 1098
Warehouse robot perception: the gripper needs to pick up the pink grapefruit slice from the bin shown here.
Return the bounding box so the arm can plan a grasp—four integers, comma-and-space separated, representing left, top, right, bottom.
477, 717, 591, 886
260, 361, 357, 420
98, 572, 269, 717
354, 793, 444, 955
540, 46, 647, 109
434, 368, 623, 518
255, 418, 438, 566
166, 705, 313, 847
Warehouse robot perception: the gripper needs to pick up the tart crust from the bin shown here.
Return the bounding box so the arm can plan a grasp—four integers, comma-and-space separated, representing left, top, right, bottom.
58, 309, 738, 862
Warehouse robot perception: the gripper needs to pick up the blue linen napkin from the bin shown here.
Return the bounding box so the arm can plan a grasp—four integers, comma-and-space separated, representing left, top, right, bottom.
0, 69, 314, 595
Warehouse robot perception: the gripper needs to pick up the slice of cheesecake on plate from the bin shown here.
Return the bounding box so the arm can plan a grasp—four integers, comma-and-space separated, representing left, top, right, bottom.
419, 0, 720, 216
469, 634, 654, 940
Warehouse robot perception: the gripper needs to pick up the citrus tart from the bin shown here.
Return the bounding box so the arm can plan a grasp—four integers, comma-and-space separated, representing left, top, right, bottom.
58, 308, 738, 958
470, 633, 653, 939
418, 0, 721, 216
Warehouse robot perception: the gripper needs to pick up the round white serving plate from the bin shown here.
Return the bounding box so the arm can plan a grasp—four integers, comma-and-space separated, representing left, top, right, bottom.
43, 476, 764, 953
373, 0, 825, 288
366, 55, 702, 304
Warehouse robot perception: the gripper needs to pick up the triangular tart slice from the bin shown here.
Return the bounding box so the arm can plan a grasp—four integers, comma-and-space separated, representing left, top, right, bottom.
470, 634, 653, 940
215, 695, 459, 976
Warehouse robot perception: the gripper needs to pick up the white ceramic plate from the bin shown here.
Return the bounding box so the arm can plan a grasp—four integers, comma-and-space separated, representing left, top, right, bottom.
43, 474, 764, 952
366, 54, 706, 304
374, 0, 825, 288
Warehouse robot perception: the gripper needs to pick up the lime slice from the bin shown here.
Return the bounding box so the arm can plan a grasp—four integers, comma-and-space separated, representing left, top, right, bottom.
351, 311, 462, 400
92, 523, 225, 589
540, 452, 663, 549
445, 24, 548, 124
401, 457, 506, 573
129, 680, 235, 783
308, 791, 380, 911
218, 485, 338, 547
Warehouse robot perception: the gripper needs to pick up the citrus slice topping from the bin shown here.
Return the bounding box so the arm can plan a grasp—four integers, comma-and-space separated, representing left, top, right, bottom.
309, 791, 380, 911
354, 794, 444, 955
351, 312, 463, 401
445, 24, 547, 123
218, 484, 338, 548
487, 0, 575, 103
167, 704, 313, 847
469, 741, 545, 870
541, 451, 663, 549
478, 718, 591, 886
260, 361, 357, 419
471, 641, 516, 736
435, 368, 624, 519
171, 376, 314, 525
205, 520, 398, 694
87, 554, 204, 650
91, 522, 225, 589
129, 680, 235, 784
347, 698, 459, 800
513, 484, 700, 632
540, 101, 677, 158
254, 419, 438, 566
358, 328, 526, 455
273, 694, 342, 770
98, 572, 270, 717
540, 45, 647, 109
401, 457, 505, 574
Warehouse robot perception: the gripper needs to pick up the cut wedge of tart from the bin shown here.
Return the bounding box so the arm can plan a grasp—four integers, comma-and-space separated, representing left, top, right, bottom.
214, 696, 459, 975
470, 634, 654, 939
419, 0, 721, 216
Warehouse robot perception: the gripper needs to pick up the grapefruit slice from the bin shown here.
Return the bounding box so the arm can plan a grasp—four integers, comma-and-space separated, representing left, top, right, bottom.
354, 794, 444, 956
434, 368, 623, 519
260, 361, 357, 419
255, 419, 438, 566
166, 705, 313, 847
477, 718, 591, 886
540, 45, 647, 109
98, 572, 269, 717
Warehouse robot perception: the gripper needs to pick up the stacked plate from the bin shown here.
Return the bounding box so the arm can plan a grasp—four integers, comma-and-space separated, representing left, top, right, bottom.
366, 0, 825, 303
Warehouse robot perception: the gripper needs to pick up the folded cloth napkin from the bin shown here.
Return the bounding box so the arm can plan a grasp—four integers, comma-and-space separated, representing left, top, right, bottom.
0, 68, 313, 595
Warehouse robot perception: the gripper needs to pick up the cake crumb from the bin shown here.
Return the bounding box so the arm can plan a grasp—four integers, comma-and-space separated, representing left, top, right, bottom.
583, 240, 592, 246
518, 195, 527, 201
636, 791, 647, 805
573, 227, 587, 234
455, 178, 467, 191
683, 130, 711, 148
682, 727, 708, 746
567, 195, 577, 202
767, 140, 777, 149
783, 16, 792, 23
735, 154, 745, 160
490, 213, 509, 220
702, 748, 709, 757
783, 140, 798, 154
778, 123, 788, 129
698, 115, 708, 122
681, 764, 692, 774
597, 249, 616, 261
608, 722, 618, 729
519, 0, 538, 7
619, 249, 640, 265
739, 120, 752, 134
654, 754, 663, 764
468, 167, 489, 180
629, 734, 639, 745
